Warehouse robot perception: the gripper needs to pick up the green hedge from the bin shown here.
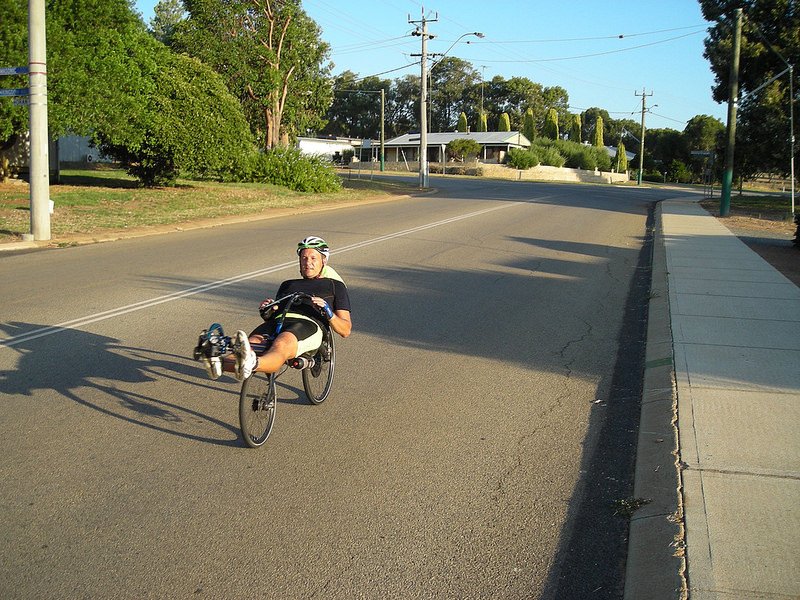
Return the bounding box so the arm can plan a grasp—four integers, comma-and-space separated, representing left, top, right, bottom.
506, 147, 539, 169
241, 147, 342, 193
506, 139, 614, 171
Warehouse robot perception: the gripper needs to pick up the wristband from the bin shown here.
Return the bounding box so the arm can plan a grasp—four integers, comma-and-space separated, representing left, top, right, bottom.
322, 303, 334, 319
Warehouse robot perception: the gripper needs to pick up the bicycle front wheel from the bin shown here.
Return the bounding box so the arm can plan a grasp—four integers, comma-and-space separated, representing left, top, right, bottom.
302, 330, 335, 405
239, 373, 277, 448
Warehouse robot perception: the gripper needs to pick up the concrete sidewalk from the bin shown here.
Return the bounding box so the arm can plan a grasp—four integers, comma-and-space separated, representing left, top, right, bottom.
626, 198, 800, 599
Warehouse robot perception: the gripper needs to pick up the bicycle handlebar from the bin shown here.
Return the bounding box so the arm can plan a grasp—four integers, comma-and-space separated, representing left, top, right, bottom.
259, 291, 314, 313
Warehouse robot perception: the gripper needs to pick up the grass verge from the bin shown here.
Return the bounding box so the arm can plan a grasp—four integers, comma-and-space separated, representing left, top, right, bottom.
0, 169, 414, 243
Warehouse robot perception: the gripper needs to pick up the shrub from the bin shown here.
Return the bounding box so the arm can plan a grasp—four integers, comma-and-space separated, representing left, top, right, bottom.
539, 146, 565, 167
642, 169, 665, 182
794, 213, 799, 248
505, 148, 538, 169
97, 51, 254, 187
243, 147, 342, 192
447, 138, 482, 162
667, 159, 692, 183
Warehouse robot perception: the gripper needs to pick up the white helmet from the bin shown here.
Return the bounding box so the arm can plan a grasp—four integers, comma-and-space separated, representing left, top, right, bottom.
296, 235, 330, 260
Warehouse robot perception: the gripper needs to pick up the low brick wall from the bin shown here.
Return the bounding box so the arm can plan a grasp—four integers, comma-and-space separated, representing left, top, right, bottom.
347, 160, 629, 184
478, 162, 629, 184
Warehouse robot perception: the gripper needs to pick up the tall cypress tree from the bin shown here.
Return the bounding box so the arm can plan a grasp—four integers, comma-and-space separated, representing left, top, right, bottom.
617, 141, 628, 172
543, 108, 559, 140
522, 108, 535, 141
570, 114, 581, 142
457, 112, 468, 132
498, 112, 511, 132
593, 115, 604, 147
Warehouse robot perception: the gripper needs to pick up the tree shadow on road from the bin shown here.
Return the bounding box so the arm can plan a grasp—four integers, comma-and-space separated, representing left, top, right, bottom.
0, 321, 242, 447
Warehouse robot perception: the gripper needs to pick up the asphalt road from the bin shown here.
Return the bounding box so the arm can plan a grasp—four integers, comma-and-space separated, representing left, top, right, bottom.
1, 177, 674, 599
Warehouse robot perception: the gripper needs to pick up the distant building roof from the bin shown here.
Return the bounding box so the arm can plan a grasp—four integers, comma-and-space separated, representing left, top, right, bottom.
385, 131, 530, 147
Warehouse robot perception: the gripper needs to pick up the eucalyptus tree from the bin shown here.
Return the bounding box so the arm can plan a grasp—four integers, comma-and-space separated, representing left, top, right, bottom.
700, 0, 799, 179
174, 0, 332, 149
428, 56, 480, 132
387, 74, 420, 137
322, 72, 389, 139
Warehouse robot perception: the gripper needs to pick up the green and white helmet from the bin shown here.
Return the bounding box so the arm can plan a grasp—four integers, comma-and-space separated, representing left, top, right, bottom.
297, 235, 330, 260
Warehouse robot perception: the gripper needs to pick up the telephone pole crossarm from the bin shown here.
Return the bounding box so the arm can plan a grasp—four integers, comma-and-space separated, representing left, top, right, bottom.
409, 8, 438, 189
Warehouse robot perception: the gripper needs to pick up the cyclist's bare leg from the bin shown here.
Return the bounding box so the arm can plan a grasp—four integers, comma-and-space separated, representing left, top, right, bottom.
221, 332, 298, 374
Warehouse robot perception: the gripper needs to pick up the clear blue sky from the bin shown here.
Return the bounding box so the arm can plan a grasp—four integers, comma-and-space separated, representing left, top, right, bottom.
134, 0, 728, 131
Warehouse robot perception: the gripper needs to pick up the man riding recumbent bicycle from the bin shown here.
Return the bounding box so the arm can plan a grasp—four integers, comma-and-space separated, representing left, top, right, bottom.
193, 236, 352, 447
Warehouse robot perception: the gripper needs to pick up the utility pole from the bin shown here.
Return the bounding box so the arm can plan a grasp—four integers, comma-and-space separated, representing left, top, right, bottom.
410, 8, 437, 189
27, 0, 50, 241
635, 88, 653, 186
721, 8, 743, 217
380, 87, 385, 172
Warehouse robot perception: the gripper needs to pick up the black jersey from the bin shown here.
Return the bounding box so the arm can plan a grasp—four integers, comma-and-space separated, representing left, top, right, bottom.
275, 277, 351, 325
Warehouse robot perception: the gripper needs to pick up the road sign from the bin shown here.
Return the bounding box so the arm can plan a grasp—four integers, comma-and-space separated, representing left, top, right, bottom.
0, 66, 28, 76
690, 150, 713, 157
13, 97, 29, 106
0, 87, 29, 97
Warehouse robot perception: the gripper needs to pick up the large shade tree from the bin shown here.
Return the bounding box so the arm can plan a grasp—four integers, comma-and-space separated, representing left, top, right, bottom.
0, 0, 253, 186
700, 0, 799, 179
483, 76, 569, 133
322, 71, 389, 139
174, 0, 333, 149
428, 57, 480, 132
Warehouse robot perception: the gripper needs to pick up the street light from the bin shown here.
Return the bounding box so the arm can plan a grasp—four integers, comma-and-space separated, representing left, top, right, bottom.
415, 30, 484, 188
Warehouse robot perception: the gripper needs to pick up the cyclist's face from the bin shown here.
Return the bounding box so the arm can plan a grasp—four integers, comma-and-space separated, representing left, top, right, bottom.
299, 248, 324, 279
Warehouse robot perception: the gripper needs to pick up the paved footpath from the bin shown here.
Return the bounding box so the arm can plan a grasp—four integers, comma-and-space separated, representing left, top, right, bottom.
626, 197, 800, 599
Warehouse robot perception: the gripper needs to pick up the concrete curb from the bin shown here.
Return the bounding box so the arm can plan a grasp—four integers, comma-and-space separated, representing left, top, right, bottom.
624, 201, 687, 599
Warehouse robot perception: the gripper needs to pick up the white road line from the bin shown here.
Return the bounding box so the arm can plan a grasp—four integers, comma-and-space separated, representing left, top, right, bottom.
1, 203, 515, 348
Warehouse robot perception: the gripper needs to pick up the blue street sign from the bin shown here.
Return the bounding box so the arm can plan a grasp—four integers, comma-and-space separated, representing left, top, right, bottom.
0, 66, 28, 76
0, 87, 29, 97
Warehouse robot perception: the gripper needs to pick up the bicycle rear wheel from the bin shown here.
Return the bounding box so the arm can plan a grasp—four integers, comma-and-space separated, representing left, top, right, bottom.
239, 373, 277, 448
302, 329, 335, 405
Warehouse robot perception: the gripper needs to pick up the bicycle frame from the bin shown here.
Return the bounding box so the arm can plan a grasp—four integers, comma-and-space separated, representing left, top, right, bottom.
238, 291, 336, 448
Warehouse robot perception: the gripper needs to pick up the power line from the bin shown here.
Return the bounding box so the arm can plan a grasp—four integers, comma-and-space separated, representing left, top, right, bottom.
352, 62, 419, 81
462, 24, 708, 44
470, 30, 705, 63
